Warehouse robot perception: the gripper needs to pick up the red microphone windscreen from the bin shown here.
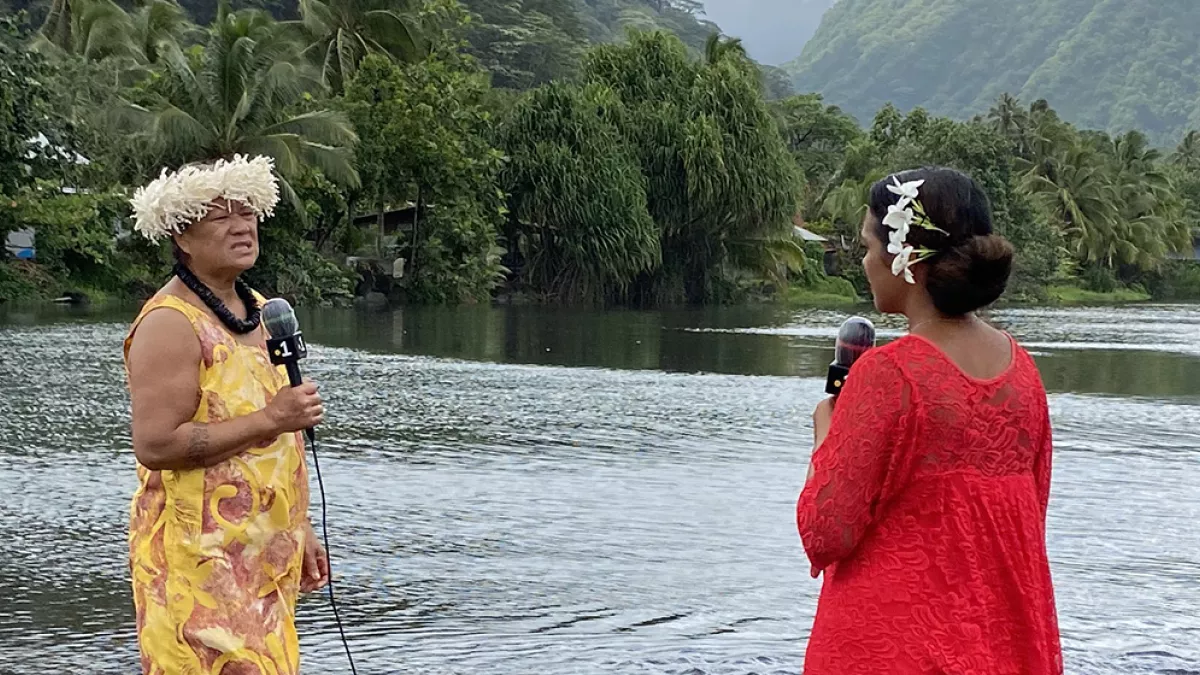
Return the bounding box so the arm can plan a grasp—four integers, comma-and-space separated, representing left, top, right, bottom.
833, 316, 876, 368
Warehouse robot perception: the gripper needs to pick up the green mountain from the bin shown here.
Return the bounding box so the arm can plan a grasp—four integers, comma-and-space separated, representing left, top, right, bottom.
123, 0, 747, 91
785, 0, 1200, 146
456, 0, 724, 89
701, 0, 835, 65
576, 0, 718, 49
116, 0, 719, 42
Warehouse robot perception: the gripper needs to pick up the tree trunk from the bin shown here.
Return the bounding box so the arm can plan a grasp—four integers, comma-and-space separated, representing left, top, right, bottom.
376, 203, 385, 257
410, 186, 422, 278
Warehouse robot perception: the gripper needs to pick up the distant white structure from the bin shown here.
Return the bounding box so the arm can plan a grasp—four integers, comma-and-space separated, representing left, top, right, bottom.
26, 133, 90, 165
1167, 231, 1200, 261
5, 228, 35, 259
3, 135, 95, 261
792, 219, 839, 275
793, 225, 829, 244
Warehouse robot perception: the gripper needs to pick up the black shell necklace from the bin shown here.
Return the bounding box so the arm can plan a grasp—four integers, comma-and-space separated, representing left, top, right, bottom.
174, 262, 261, 334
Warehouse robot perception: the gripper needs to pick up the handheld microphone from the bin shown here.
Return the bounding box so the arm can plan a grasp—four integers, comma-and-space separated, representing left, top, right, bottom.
262, 298, 313, 442
825, 316, 876, 396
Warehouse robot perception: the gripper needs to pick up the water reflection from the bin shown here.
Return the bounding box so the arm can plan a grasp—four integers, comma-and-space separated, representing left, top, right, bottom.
298, 303, 1200, 400
8, 301, 1200, 400
300, 305, 810, 377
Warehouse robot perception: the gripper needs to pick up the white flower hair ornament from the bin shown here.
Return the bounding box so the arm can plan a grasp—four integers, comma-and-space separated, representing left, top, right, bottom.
129, 154, 280, 242
883, 176, 949, 284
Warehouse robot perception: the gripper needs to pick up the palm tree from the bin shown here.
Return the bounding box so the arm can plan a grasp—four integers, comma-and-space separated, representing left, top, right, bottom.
1111, 130, 1161, 171
726, 232, 808, 288
1022, 144, 1122, 266
121, 4, 360, 213
36, 0, 194, 64
986, 93, 1027, 147
36, 0, 141, 62
1110, 131, 1190, 265
128, 0, 197, 64
1011, 107, 1074, 177
1170, 130, 1200, 171
33, 0, 197, 107
821, 170, 886, 228
287, 0, 426, 94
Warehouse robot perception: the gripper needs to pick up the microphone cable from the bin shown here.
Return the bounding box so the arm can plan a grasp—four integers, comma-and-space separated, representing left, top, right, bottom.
306, 434, 359, 675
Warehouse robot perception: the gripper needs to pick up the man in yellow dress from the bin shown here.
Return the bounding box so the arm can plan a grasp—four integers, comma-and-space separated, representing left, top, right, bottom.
123, 156, 329, 674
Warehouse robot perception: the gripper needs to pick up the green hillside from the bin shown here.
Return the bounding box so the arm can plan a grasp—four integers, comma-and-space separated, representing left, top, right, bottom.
455, 0, 725, 89
163, 0, 719, 38
785, 0, 1200, 146
148, 0, 726, 88
19, 0, 786, 92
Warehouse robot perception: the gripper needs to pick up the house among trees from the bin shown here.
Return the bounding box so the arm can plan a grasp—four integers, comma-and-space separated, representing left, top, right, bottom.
4, 229, 34, 260
1168, 229, 1200, 262
793, 215, 838, 275
3, 135, 91, 262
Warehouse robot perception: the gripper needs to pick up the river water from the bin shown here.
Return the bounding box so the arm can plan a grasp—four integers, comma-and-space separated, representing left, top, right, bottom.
0, 302, 1198, 674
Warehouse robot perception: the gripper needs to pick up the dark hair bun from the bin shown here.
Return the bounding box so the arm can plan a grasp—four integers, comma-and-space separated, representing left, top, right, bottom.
925, 234, 1014, 315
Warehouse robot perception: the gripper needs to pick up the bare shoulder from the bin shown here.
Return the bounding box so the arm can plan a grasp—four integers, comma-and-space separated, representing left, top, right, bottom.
1008, 333, 1046, 378
900, 321, 1015, 381
127, 304, 200, 371
981, 321, 1015, 356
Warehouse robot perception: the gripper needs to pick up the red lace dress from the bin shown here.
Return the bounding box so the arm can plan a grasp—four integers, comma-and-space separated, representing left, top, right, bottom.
797, 334, 1062, 675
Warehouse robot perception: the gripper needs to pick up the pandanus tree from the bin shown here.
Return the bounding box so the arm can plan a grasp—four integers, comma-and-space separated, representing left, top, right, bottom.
497, 82, 660, 303
581, 30, 802, 303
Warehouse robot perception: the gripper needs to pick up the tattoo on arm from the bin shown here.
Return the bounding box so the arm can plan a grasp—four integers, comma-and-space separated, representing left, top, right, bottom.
187, 424, 210, 467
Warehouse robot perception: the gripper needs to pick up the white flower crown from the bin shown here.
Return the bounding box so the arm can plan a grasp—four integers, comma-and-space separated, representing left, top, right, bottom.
881, 177, 948, 284
129, 154, 281, 242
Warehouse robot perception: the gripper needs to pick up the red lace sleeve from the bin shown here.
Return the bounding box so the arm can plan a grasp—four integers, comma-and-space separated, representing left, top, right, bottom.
1034, 396, 1053, 519
797, 349, 914, 574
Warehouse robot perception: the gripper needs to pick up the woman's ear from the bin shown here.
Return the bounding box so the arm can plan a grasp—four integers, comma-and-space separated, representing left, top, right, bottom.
912, 260, 932, 285
172, 234, 191, 262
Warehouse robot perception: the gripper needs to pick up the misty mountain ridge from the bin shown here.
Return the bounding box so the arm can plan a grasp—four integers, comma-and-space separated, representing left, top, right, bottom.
784, 0, 1200, 145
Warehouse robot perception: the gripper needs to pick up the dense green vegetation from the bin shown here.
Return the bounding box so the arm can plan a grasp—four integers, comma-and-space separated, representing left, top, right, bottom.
798, 94, 1200, 305
786, 0, 1200, 148
1, 0, 1199, 310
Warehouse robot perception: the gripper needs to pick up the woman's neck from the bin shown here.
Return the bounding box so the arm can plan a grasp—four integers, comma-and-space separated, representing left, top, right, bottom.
187, 265, 241, 309
906, 309, 975, 334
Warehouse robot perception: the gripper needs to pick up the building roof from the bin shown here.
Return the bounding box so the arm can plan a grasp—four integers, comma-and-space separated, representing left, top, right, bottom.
793, 225, 828, 242
26, 133, 90, 165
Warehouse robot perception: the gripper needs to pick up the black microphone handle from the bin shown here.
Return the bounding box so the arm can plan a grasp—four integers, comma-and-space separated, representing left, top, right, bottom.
284, 360, 304, 388
283, 360, 315, 443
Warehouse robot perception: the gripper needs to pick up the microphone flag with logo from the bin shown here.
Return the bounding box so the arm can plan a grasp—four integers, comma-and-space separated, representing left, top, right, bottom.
262, 298, 313, 441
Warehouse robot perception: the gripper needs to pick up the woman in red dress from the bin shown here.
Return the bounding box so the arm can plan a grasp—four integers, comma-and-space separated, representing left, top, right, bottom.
797, 167, 1063, 674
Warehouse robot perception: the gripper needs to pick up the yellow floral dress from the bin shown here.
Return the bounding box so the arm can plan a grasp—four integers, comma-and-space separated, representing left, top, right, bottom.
123, 293, 310, 675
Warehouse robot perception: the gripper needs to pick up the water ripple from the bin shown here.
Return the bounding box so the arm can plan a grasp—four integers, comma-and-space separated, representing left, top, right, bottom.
0, 307, 1198, 674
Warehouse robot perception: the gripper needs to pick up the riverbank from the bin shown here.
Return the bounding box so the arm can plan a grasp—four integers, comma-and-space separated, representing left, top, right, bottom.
3, 256, 1193, 312
1044, 285, 1152, 305
780, 283, 1167, 310
0, 283, 1175, 312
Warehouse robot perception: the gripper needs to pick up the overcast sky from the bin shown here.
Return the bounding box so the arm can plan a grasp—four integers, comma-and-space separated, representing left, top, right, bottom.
699, 0, 836, 65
